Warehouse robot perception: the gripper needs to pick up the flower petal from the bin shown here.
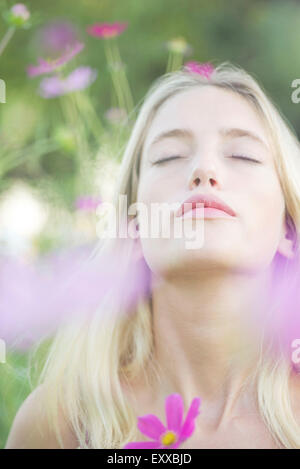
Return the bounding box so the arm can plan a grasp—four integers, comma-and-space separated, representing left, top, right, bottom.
65, 66, 97, 92
86, 22, 128, 39
165, 393, 184, 433
184, 61, 214, 79
27, 42, 84, 78
137, 414, 166, 440
55, 41, 84, 68
179, 397, 201, 441
38, 67, 97, 99
39, 76, 65, 98
123, 440, 161, 449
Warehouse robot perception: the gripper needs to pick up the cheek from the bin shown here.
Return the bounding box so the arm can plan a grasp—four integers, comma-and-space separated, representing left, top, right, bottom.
136, 174, 184, 273
137, 170, 181, 206
240, 173, 285, 250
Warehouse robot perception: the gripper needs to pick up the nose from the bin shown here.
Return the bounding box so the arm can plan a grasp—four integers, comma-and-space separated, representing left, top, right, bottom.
188, 160, 220, 190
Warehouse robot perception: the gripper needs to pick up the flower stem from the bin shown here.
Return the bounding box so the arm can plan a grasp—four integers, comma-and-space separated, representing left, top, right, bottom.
104, 41, 127, 113
166, 52, 183, 74
73, 91, 105, 142
111, 40, 134, 115
0, 27, 16, 57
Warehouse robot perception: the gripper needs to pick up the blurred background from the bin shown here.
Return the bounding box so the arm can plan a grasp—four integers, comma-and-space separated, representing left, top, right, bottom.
1, 0, 300, 448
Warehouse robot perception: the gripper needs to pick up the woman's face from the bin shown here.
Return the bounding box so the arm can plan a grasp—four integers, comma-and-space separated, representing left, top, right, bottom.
136, 85, 291, 277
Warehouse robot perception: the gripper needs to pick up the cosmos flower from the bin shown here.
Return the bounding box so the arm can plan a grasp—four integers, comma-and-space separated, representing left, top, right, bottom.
86, 22, 128, 39
259, 250, 300, 367
38, 66, 97, 98
184, 61, 214, 79
75, 195, 102, 212
11, 3, 30, 21
0, 239, 152, 350
36, 21, 80, 57
123, 393, 201, 449
27, 41, 84, 77
4, 3, 31, 27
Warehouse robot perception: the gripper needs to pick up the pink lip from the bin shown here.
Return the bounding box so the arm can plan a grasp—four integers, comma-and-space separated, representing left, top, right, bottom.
175, 193, 236, 218
181, 207, 234, 219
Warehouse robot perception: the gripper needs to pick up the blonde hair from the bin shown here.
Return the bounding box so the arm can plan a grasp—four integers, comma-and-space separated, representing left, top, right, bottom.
30, 61, 300, 449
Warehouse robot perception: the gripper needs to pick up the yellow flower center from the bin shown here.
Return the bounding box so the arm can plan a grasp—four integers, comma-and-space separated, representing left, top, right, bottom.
161, 430, 177, 446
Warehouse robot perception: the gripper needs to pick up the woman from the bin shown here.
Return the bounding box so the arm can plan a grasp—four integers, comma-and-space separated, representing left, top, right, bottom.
5, 61, 300, 449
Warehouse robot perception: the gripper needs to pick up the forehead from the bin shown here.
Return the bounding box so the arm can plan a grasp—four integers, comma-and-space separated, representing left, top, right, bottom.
143, 85, 270, 153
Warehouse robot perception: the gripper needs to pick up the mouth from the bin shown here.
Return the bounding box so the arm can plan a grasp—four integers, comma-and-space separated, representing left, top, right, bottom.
179, 206, 236, 219
175, 194, 237, 219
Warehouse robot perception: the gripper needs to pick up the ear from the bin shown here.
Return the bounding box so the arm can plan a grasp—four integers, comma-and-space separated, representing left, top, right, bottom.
128, 215, 144, 261
277, 213, 296, 260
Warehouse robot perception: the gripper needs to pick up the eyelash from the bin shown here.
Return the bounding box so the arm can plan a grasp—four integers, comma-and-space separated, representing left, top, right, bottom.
153, 155, 182, 165
153, 155, 261, 165
230, 154, 261, 164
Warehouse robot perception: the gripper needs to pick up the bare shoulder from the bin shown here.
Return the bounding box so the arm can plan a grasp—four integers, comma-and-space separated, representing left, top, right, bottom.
5, 384, 79, 449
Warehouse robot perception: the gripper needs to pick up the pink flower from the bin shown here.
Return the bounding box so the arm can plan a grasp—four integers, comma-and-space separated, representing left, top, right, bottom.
27, 41, 84, 77
11, 3, 30, 21
184, 61, 214, 79
37, 21, 79, 56
4, 2, 30, 27
123, 393, 201, 449
86, 22, 128, 39
38, 66, 97, 98
75, 195, 102, 211
0, 241, 152, 351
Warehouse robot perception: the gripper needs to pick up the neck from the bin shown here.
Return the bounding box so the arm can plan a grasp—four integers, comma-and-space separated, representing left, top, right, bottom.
149, 267, 272, 428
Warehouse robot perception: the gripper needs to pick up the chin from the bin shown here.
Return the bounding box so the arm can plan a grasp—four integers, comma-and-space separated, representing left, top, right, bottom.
150, 247, 240, 278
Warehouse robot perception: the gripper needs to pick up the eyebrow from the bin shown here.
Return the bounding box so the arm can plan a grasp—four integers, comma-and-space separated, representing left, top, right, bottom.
149, 127, 269, 149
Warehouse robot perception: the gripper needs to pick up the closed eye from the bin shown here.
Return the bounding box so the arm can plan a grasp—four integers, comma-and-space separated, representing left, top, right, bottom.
152, 155, 183, 165
153, 154, 262, 165
229, 154, 261, 163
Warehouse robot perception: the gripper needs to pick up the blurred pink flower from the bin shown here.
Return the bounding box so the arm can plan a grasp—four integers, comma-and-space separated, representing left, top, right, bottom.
27, 41, 84, 77
38, 66, 97, 98
0, 240, 152, 351
184, 61, 214, 79
259, 251, 300, 367
123, 393, 201, 449
75, 195, 102, 211
36, 21, 80, 56
11, 3, 30, 21
3, 2, 30, 27
86, 22, 128, 39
